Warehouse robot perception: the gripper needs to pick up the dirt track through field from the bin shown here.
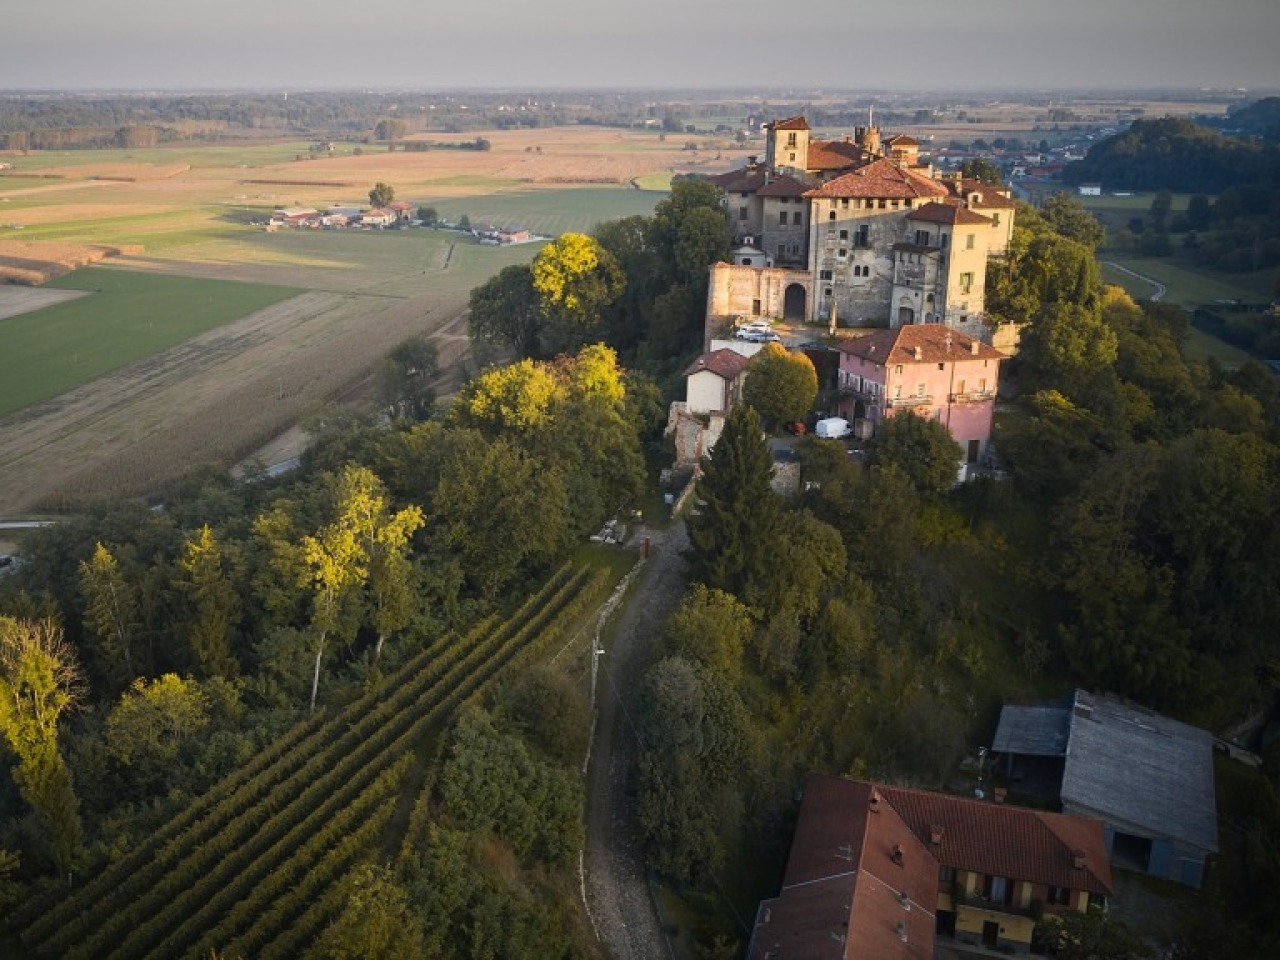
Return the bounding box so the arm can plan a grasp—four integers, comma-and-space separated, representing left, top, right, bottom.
0, 289, 469, 514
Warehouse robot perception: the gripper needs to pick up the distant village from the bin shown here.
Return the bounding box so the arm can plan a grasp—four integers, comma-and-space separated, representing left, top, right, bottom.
267, 201, 538, 245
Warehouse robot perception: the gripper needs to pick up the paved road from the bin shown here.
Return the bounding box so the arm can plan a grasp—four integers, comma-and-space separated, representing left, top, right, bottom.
583, 520, 689, 960
1103, 261, 1167, 301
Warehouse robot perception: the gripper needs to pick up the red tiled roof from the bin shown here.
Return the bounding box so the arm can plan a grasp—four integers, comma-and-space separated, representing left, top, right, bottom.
879, 785, 1113, 896
805, 158, 947, 200
836, 324, 1005, 365
757, 173, 815, 198
946, 179, 1018, 209
713, 167, 768, 194
769, 115, 810, 131
806, 139, 866, 171
906, 201, 992, 226
886, 134, 920, 147
685, 348, 751, 380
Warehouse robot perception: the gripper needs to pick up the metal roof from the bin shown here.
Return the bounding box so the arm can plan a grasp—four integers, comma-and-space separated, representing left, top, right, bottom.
992, 703, 1072, 757
1061, 691, 1218, 854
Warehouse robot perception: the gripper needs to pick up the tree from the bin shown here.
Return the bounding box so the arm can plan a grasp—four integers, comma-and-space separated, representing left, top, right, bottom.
375, 334, 438, 422
321, 862, 425, 960
373, 118, 406, 142
467, 264, 543, 359
1149, 189, 1173, 230
416, 205, 439, 226
450, 358, 562, 435
960, 157, 1004, 185
1186, 193, 1211, 231
530, 232, 624, 352
105, 673, 210, 773
1040, 193, 1107, 250
871, 413, 963, 497
1041, 905, 1154, 960
174, 526, 239, 679
1019, 302, 1119, 403
79, 542, 139, 683
368, 181, 395, 208
686, 405, 783, 605
742, 343, 818, 430
0, 618, 86, 877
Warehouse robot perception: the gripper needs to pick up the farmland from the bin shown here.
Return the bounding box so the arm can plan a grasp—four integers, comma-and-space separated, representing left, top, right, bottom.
0, 127, 714, 513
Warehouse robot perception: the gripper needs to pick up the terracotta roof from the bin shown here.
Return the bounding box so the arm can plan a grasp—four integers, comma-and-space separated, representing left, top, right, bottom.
757, 173, 815, 198
906, 202, 992, 226
885, 134, 920, 147
947, 179, 1018, 209
805, 158, 947, 200
769, 115, 810, 131
836, 324, 1005, 365
713, 167, 768, 194
751, 776, 937, 960
806, 139, 866, 171
685, 348, 751, 380
879, 785, 1114, 897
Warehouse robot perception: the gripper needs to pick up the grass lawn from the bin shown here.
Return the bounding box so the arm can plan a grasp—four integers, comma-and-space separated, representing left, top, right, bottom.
1099, 255, 1272, 308
0, 268, 299, 418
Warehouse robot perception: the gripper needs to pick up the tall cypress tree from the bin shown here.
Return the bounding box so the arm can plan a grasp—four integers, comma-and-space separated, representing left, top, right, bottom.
686, 405, 782, 604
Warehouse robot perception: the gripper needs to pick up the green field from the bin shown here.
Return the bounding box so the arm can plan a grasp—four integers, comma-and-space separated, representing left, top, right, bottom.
425, 186, 665, 237
0, 270, 299, 418
1100, 256, 1272, 308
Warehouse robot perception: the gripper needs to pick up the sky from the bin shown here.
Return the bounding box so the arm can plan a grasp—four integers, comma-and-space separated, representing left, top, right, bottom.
3, 0, 1278, 92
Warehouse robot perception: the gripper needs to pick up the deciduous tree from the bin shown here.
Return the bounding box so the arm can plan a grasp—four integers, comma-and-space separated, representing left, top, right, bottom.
871, 413, 963, 497
742, 343, 818, 430
368, 181, 394, 207
467, 264, 543, 359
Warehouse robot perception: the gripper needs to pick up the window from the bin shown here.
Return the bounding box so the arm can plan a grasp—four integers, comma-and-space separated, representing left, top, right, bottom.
877, 198, 886, 209
1048, 886, 1071, 906
939, 866, 955, 885
894, 364, 903, 374
793, 211, 802, 225
819, 269, 833, 281
916, 382, 926, 397
985, 876, 1011, 904
955, 379, 965, 395
894, 385, 902, 399
838, 248, 847, 259
841, 198, 849, 208
829, 211, 837, 221
966, 232, 975, 250
780, 212, 788, 225
992, 212, 1001, 226
739, 207, 749, 221
856, 225, 869, 247
752, 299, 761, 316
824, 287, 833, 297
978, 378, 987, 392
839, 229, 849, 241
938, 363, 946, 371
891, 199, 899, 209
786, 132, 797, 148
959, 271, 974, 293
788, 152, 796, 162
915, 229, 929, 246
941, 233, 949, 248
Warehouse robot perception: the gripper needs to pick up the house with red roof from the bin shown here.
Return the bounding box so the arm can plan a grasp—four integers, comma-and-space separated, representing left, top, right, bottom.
749, 775, 1113, 959
835, 324, 1004, 463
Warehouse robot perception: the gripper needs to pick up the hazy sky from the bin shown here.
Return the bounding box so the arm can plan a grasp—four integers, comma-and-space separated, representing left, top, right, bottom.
3, 0, 1278, 92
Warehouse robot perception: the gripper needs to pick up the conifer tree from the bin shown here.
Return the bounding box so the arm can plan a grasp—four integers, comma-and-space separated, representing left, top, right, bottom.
686, 405, 782, 604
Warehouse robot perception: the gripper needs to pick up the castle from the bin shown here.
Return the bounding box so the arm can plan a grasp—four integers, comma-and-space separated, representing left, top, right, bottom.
706, 116, 1017, 343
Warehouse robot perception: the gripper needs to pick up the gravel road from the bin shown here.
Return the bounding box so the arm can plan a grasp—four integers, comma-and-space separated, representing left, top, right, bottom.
583, 519, 689, 960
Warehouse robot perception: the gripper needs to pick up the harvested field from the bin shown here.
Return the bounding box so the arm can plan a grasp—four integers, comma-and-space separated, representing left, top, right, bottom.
0, 238, 138, 284
0, 285, 89, 320
0, 289, 469, 514
14, 162, 190, 181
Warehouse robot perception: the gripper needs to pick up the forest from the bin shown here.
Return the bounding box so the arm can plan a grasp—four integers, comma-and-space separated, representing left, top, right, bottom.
1, 173, 1278, 957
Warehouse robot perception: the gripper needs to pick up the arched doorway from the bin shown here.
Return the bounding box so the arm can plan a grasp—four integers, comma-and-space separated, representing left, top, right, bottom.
784, 283, 807, 321
898, 305, 915, 325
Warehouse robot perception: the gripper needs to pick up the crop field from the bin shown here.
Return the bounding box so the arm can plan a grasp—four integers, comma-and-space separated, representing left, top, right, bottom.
0, 127, 721, 513
14, 559, 615, 960
0, 269, 300, 418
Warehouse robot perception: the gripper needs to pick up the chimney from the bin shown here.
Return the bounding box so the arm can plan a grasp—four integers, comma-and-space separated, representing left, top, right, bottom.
1073, 850, 1087, 870
898, 890, 911, 911
869, 790, 881, 812
930, 826, 944, 845
970, 340, 980, 356
896, 920, 908, 943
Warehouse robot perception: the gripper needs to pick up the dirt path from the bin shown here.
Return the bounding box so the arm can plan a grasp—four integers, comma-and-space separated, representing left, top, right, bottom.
584, 519, 689, 960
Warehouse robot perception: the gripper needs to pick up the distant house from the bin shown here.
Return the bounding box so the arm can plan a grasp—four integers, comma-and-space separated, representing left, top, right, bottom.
360, 208, 396, 228
992, 690, 1218, 888
748, 775, 1113, 959
1078, 183, 1102, 197
388, 200, 413, 223
497, 226, 531, 244
835, 324, 1004, 464
273, 206, 318, 226
684, 347, 751, 415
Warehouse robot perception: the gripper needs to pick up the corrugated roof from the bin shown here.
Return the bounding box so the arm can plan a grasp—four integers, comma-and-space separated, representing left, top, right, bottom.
1061, 690, 1218, 854
992, 704, 1072, 757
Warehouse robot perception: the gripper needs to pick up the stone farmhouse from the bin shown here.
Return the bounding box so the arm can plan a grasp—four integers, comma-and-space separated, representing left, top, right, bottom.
749, 774, 1113, 959
707, 116, 1016, 343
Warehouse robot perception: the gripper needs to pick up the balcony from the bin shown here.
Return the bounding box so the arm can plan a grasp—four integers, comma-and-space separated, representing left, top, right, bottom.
886, 394, 932, 409
948, 390, 996, 404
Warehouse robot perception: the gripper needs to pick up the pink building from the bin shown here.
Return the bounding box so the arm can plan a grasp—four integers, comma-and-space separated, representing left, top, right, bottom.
836, 324, 1004, 463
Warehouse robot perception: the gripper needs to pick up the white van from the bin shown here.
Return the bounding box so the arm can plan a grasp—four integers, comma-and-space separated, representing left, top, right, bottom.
814, 417, 851, 440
